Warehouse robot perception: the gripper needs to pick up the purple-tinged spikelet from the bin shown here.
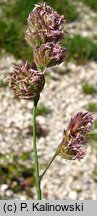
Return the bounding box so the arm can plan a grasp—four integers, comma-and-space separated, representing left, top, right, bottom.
33, 42, 67, 69
25, 30, 46, 48
57, 112, 94, 160
6, 61, 45, 100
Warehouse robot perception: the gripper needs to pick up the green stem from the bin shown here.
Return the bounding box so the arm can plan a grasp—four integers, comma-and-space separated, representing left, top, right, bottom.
33, 96, 41, 200
40, 150, 58, 182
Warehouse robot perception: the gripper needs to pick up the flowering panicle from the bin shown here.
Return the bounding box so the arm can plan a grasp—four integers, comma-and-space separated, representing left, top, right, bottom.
57, 112, 94, 160
7, 61, 45, 100
5, 2, 95, 200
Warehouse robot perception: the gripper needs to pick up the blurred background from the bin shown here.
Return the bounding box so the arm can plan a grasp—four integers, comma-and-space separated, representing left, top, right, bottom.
0, 0, 97, 200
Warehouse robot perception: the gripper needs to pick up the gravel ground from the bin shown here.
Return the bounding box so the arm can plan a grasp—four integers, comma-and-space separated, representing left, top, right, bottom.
0, 1, 97, 200
68, 1, 97, 38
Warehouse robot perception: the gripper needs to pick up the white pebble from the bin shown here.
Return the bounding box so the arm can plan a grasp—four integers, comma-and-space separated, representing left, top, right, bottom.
68, 191, 77, 200
5, 190, 14, 197
0, 184, 8, 192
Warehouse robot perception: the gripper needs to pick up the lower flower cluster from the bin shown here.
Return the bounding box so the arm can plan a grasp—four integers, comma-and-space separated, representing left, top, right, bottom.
7, 61, 45, 100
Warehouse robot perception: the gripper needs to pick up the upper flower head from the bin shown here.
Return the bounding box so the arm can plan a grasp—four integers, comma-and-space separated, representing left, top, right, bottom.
33, 42, 67, 69
25, 2, 67, 47
6, 61, 45, 100
57, 112, 94, 160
